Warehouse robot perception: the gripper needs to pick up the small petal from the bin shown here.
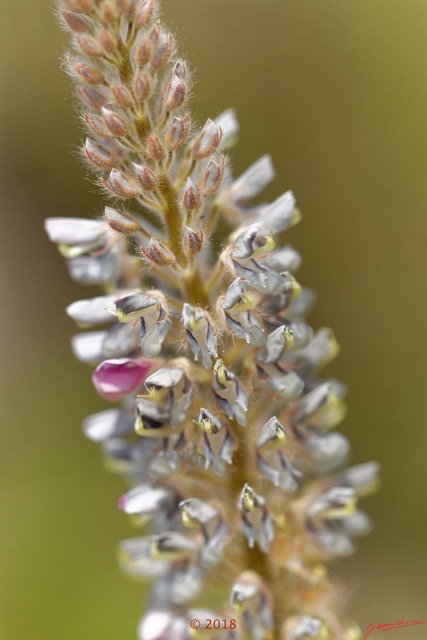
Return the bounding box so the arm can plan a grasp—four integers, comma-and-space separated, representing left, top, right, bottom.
66, 294, 117, 326
92, 358, 151, 402
82, 408, 134, 442
45, 217, 105, 245
230, 155, 275, 201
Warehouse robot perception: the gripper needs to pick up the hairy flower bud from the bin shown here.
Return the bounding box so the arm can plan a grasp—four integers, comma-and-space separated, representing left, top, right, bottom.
104, 207, 140, 234
133, 163, 158, 191
133, 72, 151, 102
134, 0, 155, 28
111, 83, 135, 109
193, 119, 222, 159
166, 115, 190, 150
63, 0, 93, 12
164, 74, 186, 111
61, 11, 90, 32
85, 114, 114, 138
100, 1, 119, 23
183, 227, 204, 256
133, 36, 152, 66
99, 28, 118, 53
140, 238, 175, 266
77, 34, 104, 57
108, 169, 141, 198
200, 157, 224, 195
102, 107, 129, 136
77, 85, 107, 110
73, 61, 104, 85
151, 30, 174, 69
181, 178, 200, 212
147, 135, 166, 161
84, 138, 118, 169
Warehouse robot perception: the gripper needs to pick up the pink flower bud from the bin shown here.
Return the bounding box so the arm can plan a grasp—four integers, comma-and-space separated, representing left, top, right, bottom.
99, 28, 118, 53
92, 358, 151, 403
108, 169, 141, 198
164, 75, 187, 111
63, 0, 93, 12
85, 114, 114, 139
133, 72, 151, 102
182, 179, 200, 212
183, 227, 204, 256
102, 108, 129, 137
140, 238, 176, 266
111, 84, 135, 109
147, 135, 166, 161
133, 37, 151, 66
100, 1, 119, 23
104, 207, 140, 234
151, 31, 174, 70
77, 34, 104, 57
193, 119, 222, 159
61, 12, 90, 33
85, 138, 118, 170
134, 0, 155, 28
114, 0, 128, 16
133, 163, 158, 191
166, 115, 190, 151
77, 86, 107, 111
73, 62, 104, 85
201, 156, 225, 195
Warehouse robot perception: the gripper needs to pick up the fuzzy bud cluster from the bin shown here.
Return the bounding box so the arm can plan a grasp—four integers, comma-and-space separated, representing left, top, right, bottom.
48, 1, 378, 639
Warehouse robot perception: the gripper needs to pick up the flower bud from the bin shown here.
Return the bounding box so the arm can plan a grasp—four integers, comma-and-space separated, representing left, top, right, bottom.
73, 61, 104, 85
133, 72, 151, 102
200, 157, 224, 195
133, 163, 158, 191
147, 135, 166, 161
77, 85, 107, 110
102, 107, 129, 137
172, 60, 188, 80
164, 74, 186, 111
183, 227, 204, 256
113, 0, 128, 15
100, 1, 119, 23
63, 0, 93, 12
85, 138, 117, 169
104, 207, 140, 234
166, 115, 190, 151
61, 12, 90, 32
140, 238, 176, 266
99, 28, 118, 53
108, 169, 141, 198
134, 0, 155, 28
193, 119, 222, 159
151, 31, 174, 69
133, 37, 151, 66
181, 179, 200, 212
77, 34, 104, 57
85, 114, 114, 138
111, 84, 135, 109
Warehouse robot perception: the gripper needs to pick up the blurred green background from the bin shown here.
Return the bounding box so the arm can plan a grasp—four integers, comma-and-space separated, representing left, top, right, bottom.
1, 0, 426, 638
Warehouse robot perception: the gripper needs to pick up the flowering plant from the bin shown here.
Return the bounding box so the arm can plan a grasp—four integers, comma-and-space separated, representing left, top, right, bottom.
46, 1, 378, 638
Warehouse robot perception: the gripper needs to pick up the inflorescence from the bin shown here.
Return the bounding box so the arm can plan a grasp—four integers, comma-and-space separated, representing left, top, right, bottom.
46, 1, 378, 638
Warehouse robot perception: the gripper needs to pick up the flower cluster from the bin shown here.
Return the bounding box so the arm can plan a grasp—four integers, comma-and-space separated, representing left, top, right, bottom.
46, 1, 378, 638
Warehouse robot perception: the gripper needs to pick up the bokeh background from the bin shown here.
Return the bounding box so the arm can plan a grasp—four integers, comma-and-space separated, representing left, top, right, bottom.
1, 0, 426, 638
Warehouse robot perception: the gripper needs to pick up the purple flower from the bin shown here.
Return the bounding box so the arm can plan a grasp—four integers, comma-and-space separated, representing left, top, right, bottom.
92, 358, 151, 403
